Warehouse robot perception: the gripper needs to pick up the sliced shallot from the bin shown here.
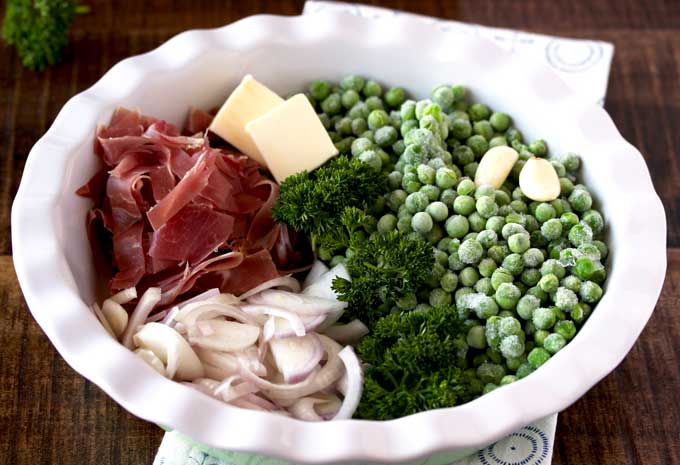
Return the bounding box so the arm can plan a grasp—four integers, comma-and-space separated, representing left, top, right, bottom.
332, 346, 364, 420
238, 275, 301, 300
247, 290, 345, 316
241, 304, 306, 338
133, 322, 204, 380
322, 319, 369, 345
188, 320, 260, 352
269, 334, 324, 384
121, 287, 162, 349
302, 260, 329, 289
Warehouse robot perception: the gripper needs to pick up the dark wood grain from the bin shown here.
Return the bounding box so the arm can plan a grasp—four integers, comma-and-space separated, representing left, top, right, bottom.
0, 1, 678, 464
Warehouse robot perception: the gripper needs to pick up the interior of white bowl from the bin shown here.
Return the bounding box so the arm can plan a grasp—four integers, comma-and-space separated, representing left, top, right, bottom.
12, 12, 667, 465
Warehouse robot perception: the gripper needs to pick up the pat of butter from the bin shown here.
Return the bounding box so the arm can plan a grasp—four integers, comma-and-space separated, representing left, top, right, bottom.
245, 94, 339, 183
209, 75, 284, 166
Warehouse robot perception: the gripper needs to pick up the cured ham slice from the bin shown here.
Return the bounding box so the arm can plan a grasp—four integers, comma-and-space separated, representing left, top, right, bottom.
78, 107, 312, 307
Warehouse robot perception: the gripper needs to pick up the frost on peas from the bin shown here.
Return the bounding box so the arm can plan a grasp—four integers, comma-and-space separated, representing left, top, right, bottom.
477, 362, 506, 385
374, 126, 398, 147
351, 137, 373, 157
412, 212, 434, 234
367, 109, 390, 130
426, 201, 449, 222
502, 253, 524, 276
387, 171, 403, 191
561, 275, 582, 293
568, 188, 593, 212
540, 218, 563, 241
528, 347, 551, 369
473, 120, 494, 141
486, 216, 506, 234
450, 118, 472, 140
401, 120, 418, 138
385, 86, 407, 108
358, 150, 382, 171
392, 139, 406, 156
543, 333, 566, 354
458, 239, 484, 264
508, 232, 531, 254
538, 273, 559, 294
528, 139, 548, 157
560, 212, 580, 229
550, 160, 567, 177
440, 271, 459, 293
532, 307, 556, 330
568, 223, 593, 247
516, 294, 540, 320
363, 79, 382, 97
555, 320, 577, 340
577, 242, 601, 261
365, 96, 384, 112
560, 177, 575, 196
535, 203, 557, 223
582, 209, 604, 235
500, 335, 525, 359
466, 135, 489, 157
420, 185, 441, 201
400, 100, 417, 120
452, 195, 475, 216
490, 268, 514, 291
593, 240, 609, 260
522, 248, 545, 268
487, 245, 509, 266
405, 191, 429, 213
521, 268, 542, 287
560, 152, 581, 172
554, 287, 578, 312
477, 230, 498, 250
397, 214, 413, 233
495, 283, 521, 310
440, 188, 458, 208
436, 167, 458, 189
387, 189, 407, 212
501, 222, 527, 240
580, 280, 603, 303
454, 145, 476, 166
351, 118, 368, 136
534, 329, 549, 347
417, 164, 436, 185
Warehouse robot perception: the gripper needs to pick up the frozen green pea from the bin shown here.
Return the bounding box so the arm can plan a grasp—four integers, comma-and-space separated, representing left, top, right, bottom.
486, 216, 506, 234
358, 150, 382, 171
467, 212, 485, 233
426, 201, 449, 222
532, 307, 556, 330
387, 189, 407, 212
495, 283, 521, 310
458, 239, 484, 265
501, 223, 527, 240
561, 275, 582, 293
453, 145, 475, 166
396, 293, 418, 310
459, 266, 480, 287
529, 139, 548, 157
428, 157, 447, 170
560, 177, 575, 196
474, 184, 496, 200
396, 213, 413, 233
487, 244, 509, 265
560, 152, 581, 172
420, 185, 440, 201
377, 214, 398, 233
522, 248, 545, 268
535, 203, 557, 223
528, 347, 551, 369
500, 335, 525, 359
387, 171, 403, 191
521, 268, 542, 287
351, 137, 373, 156
475, 277, 494, 296
554, 287, 578, 312
489, 112, 511, 132
436, 167, 457, 189
508, 233, 531, 254
453, 195, 476, 215
440, 271, 459, 293
309, 80, 331, 100
516, 362, 534, 379
467, 326, 487, 349
363, 79, 382, 97
385, 86, 406, 108
560, 211, 580, 229
502, 253, 524, 276
440, 188, 457, 207
490, 268, 514, 291
351, 117, 368, 136
469, 103, 490, 122
431, 85, 455, 109
534, 329, 549, 347
473, 120, 494, 140
340, 89, 360, 109
555, 320, 577, 340
405, 191, 429, 213
392, 140, 406, 156
429, 287, 452, 306
451, 118, 472, 140
568, 188, 592, 212
477, 230, 498, 250
400, 100, 416, 120
467, 135, 489, 157
367, 109, 390, 130
543, 333, 566, 354
568, 223, 593, 247
365, 96, 384, 112
417, 164, 436, 185
593, 240, 608, 260
551, 160, 566, 177
320, 93, 342, 115
578, 242, 601, 261
401, 119, 418, 138
582, 209, 604, 235
457, 178, 475, 195
374, 126, 398, 147
412, 211, 434, 234
517, 294, 540, 320
538, 273, 559, 294
580, 280, 603, 303
540, 218, 563, 241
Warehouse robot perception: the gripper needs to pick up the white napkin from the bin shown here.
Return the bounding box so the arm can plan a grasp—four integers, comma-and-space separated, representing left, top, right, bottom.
154, 4, 613, 465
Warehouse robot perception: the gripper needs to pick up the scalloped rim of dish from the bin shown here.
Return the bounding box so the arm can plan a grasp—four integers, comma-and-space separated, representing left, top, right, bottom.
11, 12, 666, 465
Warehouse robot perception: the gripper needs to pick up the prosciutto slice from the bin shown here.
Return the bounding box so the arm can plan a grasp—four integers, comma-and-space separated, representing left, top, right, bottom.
77, 107, 312, 307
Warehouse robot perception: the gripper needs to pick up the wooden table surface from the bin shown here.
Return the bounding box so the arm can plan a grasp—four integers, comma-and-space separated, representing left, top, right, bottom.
1, 1, 678, 464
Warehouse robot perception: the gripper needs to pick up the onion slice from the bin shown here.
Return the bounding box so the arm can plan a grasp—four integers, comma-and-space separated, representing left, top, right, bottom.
303, 261, 329, 288
110, 287, 138, 304
322, 320, 369, 345
133, 322, 204, 380
247, 290, 345, 316
332, 346, 364, 420
241, 305, 306, 338
269, 334, 324, 384
121, 287, 162, 349
238, 275, 301, 300
188, 320, 260, 352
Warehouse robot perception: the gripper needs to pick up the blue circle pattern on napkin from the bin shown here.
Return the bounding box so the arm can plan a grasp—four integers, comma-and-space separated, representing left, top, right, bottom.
477, 425, 549, 465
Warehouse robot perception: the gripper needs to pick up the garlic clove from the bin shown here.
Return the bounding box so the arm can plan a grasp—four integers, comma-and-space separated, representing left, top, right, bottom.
475, 146, 519, 188
519, 157, 561, 201
133, 322, 204, 381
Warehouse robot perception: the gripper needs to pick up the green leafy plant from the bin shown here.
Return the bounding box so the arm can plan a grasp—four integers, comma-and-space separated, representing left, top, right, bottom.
2, 0, 89, 71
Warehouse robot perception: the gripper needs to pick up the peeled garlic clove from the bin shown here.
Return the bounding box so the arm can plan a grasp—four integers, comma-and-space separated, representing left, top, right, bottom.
519, 157, 561, 201
134, 348, 166, 375
133, 322, 204, 381
101, 299, 129, 338
475, 146, 519, 188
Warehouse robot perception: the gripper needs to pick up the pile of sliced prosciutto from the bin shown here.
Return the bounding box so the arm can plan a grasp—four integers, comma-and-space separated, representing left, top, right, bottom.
92, 262, 367, 420
78, 107, 311, 306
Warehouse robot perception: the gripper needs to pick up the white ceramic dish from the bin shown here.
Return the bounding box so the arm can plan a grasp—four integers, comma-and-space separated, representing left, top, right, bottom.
11, 11, 666, 465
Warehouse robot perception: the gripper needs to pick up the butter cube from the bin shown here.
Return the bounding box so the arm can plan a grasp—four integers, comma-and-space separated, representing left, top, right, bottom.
245, 94, 339, 183
209, 75, 284, 166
